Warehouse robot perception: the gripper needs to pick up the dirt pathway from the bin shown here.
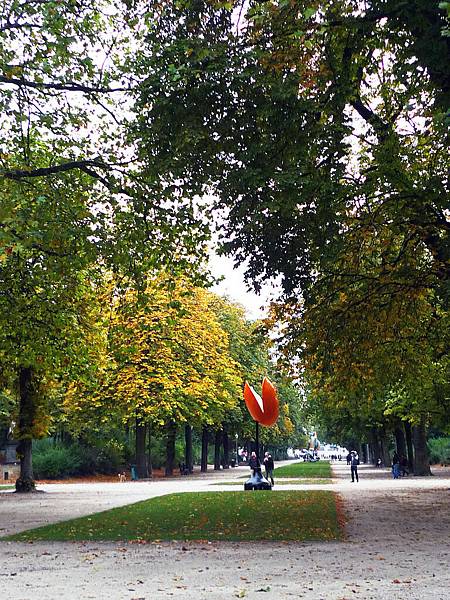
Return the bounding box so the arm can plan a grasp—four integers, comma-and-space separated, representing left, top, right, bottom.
1, 463, 449, 599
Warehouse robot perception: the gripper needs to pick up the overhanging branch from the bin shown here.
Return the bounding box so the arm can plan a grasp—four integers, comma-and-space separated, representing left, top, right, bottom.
0, 75, 131, 93
3, 160, 109, 180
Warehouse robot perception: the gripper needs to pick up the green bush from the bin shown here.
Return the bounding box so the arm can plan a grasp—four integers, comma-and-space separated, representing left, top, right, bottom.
33, 438, 126, 478
94, 441, 124, 474
428, 437, 450, 465
33, 445, 82, 479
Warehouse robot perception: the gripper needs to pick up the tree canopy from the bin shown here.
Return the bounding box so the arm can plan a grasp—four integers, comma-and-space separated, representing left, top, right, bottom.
132, 0, 449, 435
1, 1, 448, 484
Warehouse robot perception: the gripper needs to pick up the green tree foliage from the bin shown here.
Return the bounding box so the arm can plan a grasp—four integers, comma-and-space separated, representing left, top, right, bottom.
0, 1, 209, 490
209, 296, 306, 450
132, 1, 449, 446
64, 276, 242, 432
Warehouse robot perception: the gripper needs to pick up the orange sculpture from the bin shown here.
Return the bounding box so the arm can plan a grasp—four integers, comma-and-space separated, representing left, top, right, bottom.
243, 377, 279, 427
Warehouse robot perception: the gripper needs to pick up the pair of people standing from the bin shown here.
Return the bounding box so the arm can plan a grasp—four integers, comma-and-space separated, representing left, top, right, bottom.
249, 451, 275, 485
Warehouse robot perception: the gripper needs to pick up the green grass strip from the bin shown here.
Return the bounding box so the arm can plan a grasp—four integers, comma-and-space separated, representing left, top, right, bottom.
5, 490, 341, 543
212, 479, 332, 486
273, 461, 332, 478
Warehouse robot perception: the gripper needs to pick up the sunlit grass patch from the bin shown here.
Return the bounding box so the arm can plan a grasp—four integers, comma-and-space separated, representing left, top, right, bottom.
273, 461, 331, 478
5, 490, 342, 542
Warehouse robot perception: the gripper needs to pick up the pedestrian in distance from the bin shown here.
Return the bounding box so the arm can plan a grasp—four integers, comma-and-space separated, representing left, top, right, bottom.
350, 450, 359, 482
249, 451, 260, 475
346, 452, 352, 465
263, 451, 275, 486
392, 452, 400, 479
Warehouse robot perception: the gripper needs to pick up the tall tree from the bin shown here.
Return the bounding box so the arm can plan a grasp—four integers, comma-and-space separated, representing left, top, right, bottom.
0, 1, 209, 489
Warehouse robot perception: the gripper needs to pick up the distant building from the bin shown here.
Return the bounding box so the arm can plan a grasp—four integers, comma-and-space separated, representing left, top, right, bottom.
0, 427, 20, 482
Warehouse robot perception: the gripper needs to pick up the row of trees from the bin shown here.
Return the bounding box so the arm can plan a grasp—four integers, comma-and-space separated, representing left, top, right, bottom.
0, 0, 217, 490
1, 1, 448, 486
130, 0, 449, 472
62, 275, 306, 478
0, 265, 307, 487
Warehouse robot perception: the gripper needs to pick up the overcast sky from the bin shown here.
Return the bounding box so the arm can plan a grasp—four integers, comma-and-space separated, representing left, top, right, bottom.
209, 250, 278, 321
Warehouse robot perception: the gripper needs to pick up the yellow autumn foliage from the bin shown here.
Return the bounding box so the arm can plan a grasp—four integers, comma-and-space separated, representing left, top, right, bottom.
64, 275, 242, 430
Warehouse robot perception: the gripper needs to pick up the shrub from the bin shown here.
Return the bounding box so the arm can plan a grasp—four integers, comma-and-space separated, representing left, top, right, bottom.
428, 437, 450, 465
33, 444, 82, 479
33, 438, 126, 478
94, 442, 124, 474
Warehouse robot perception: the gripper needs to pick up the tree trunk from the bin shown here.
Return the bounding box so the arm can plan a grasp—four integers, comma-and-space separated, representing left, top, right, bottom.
15, 367, 36, 493
214, 429, 222, 470
369, 427, 381, 465
368, 428, 378, 465
147, 424, 153, 478
404, 421, 414, 472
201, 426, 208, 473
413, 416, 431, 476
361, 443, 368, 464
165, 422, 176, 476
368, 442, 376, 464
356, 442, 362, 461
135, 419, 149, 479
184, 424, 193, 474
379, 427, 392, 467
222, 426, 230, 469
394, 423, 407, 458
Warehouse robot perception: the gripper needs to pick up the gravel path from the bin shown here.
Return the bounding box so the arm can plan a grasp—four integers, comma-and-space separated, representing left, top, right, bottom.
1, 462, 449, 599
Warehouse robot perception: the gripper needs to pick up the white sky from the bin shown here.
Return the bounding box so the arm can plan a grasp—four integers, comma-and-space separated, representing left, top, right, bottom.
209, 250, 277, 321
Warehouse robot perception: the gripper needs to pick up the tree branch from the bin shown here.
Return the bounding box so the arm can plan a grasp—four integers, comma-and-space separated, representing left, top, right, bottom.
2, 160, 110, 180
350, 96, 390, 141
0, 22, 42, 32
0, 75, 131, 93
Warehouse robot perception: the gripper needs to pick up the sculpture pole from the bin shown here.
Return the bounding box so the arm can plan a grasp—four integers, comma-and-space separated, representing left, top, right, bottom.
255, 421, 260, 460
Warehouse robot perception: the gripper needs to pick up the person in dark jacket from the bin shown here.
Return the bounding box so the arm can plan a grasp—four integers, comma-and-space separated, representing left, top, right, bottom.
392, 452, 400, 479
249, 451, 260, 475
350, 451, 359, 482
263, 452, 275, 485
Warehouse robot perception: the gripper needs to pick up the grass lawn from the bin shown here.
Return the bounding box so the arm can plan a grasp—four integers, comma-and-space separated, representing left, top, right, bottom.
273, 461, 332, 479
5, 490, 342, 543
0, 485, 14, 490
213, 479, 332, 486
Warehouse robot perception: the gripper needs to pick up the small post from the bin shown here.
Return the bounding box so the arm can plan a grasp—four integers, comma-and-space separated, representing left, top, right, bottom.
255, 421, 260, 460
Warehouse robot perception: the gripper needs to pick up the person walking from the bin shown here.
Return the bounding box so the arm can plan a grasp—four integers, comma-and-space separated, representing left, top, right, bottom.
392, 452, 400, 479
350, 450, 359, 482
249, 451, 260, 475
263, 452, 275, 486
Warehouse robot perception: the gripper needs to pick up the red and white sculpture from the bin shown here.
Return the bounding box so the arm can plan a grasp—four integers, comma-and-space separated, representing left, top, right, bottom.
243, 377, 279, 427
